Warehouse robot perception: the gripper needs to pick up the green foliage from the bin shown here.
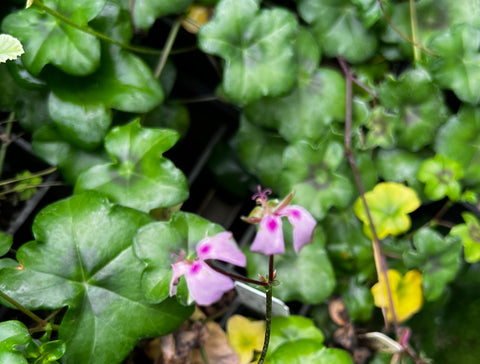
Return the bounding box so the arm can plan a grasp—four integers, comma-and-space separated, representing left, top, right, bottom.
0, 193, 192, 363
0, 232, 13, 257
198, 0, 298, 104
450, 213, 480, 263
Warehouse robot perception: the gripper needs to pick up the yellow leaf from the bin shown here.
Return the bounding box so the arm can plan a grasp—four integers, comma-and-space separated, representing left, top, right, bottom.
227, 315, 265, 364
371, 269, 423, 323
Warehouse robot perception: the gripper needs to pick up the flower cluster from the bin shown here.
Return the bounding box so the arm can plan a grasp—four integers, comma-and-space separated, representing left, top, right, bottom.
169, 187, 317, 305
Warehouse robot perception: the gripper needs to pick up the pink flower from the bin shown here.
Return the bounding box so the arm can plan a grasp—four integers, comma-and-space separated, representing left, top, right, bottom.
247, 187, 317, 255
169, 232, 246, 306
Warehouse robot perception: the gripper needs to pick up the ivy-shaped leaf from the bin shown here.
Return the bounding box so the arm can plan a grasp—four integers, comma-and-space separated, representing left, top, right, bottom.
417, 154, 464, 201
354, 182, 420, 239
427, 24, 480, 104
279, 140, 353, 220
0, 320, 30, 363
363, 106, 397, 149
32, 125, 110, 185
0, 231, 13, 257
244, 68, 346, 144
403, 228, 461, 301
198, 0, 298, 104
226, 315, 265, 364
0, 34, 24, 63
297, 0, 378, 63
435, 106, 480, 185
371, 269, 423, 323
0, 192, 192, 363
271, 341, 353, 364
378, 67, 449, 151
245, 227, 335, 304
133, 0, 192, 30
134, 211, 224, 303
1, 0, 106, 75
450, 212, 480, 263
75, 119, 188, 212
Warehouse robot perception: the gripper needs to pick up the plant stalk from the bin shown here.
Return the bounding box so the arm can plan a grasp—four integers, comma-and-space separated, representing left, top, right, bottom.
0, 289, 48, 327
0, 166, 57, 187
0, 113, 15, 181
205, 260, 268, 287
154, 17, 182, 78
257, 254, 274, 364
409, 0, 421, 63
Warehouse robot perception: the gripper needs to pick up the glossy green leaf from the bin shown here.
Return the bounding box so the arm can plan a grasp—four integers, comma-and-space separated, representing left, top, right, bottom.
295, 27, 321, 85
378, 67, 449, 151
354, 182, 421, 239
32, 125, 110, 185
297, 0, 378, 63
342, 278, 374, 322
0, 320, 30, 364
48, 92, 111, 150
323, 211, 374, 279
245, 227, 335, 304
75, 119, 188, 212
0, 33, 23, 63
268, 316, 324, 355
0, 192, 192, 364
134, 211, 223, 303
0, 231, 13, 257
198, 0, 298, 104
417, 154, 464, 201
133, 0, 192, 30
435, 106, 480, 185
235, 116, 287, 189
1, 0, 106, 75
450, 212, 480, 263
278, 140, 353, 220
47, 46, 163, 114
245, 68, 345, 143
403, 228, 461, 301
427, 24, 480, 104
271, 340, 353, 364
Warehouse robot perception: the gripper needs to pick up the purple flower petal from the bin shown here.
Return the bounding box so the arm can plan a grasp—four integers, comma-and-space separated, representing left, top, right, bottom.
185, 261, 235, 305
197, 231, 246, 267
281, 205, 316, 253
170, 259, 191, 297
250, 214, 285, 255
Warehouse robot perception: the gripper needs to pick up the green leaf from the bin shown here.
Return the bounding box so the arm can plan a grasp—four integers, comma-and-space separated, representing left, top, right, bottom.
363, 106, 397, 149
134, 211, 224, 303
295, 27, 322, 85
0, 232, 13, 257
427, 24, 480, 104
14, 170, 42, 201
0, 34, 24, 63
342, 278, 374, 322
297, 0, 378, 63
354, 182, 421, 239
32, 125, 110, 185
450, 212, 480, 263
245, 68, 345, 143
75, 119, 189, 212
235, 116, 287, 189
268, 316, 324, 356
404, 228, 461, 301
198, 0, 298, 104
435, 106, 480, 185
133, 0, 192, 30
378, 67, 449, 151
0, 320, 30, 364
1, 0, 106, 75
47, 46, 163, 114
271, 340, 354, 364
417, 154, 464, 201
35, 340, 66, 363
0, 192, 192, 364
245, 227, 335, 304
278, 140, 353, 220
47, 92, 111, 150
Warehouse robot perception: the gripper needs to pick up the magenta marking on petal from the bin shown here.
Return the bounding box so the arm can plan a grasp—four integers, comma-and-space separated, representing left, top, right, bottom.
199, 244, 211, 255
289, 208, 301, 219
190, 262, 202, 275
266, 217, 278, 232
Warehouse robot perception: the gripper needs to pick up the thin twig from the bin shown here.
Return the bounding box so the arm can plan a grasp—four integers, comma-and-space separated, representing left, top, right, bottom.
154, 17, 182, 78
0, 166, 57, 187
338, 57, 400, 333
0, 113, 15, 181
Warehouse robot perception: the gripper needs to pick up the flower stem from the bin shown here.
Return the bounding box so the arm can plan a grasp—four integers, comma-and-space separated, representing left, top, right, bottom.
257, 255, 274, 364
205, 260, 268, 287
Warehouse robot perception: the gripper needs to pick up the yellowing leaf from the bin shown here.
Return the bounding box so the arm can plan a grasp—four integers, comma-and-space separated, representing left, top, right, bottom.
354, 182, 420, 239
371, 269, 423, 323
182, 5, 212, 34
227, 315, 265, 364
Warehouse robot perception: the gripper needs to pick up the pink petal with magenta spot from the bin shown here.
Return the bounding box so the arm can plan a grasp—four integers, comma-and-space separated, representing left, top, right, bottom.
196, 231, 246, 267
250, 214, 285, 255
281, 205, 316, 253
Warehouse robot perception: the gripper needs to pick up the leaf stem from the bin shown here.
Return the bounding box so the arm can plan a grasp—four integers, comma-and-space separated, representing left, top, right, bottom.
0, 289, 49, 328
0, 112, 14, 180
154, 17, 182, 78
257, 255, 274, 364
32, 0, 162, 55
0, 166, 57, 187
409, 0, 421, 63
338, 57, 400, 333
